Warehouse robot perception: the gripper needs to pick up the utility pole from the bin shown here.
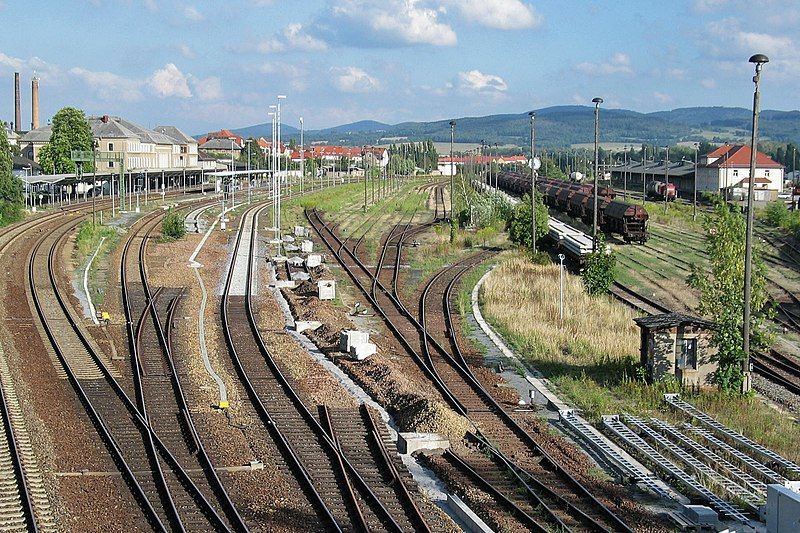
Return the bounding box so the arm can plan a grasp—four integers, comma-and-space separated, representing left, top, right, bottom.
449, 120, 456, 218
591, 97, 603, 252
529, 111, 537, 253
363, 146, 367, 212
664, 146, 669, 213
300, 117, 304, 195
743, 53, 769, 392
693, 142, 699, 220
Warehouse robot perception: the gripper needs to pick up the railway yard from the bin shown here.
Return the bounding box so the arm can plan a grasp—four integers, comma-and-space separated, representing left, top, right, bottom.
0, 173, 798, 533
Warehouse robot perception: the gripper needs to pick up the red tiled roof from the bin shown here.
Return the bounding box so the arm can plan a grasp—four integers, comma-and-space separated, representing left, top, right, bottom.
439, 155, 527, 164
706, 144, 782, 168
199, 129, 244, 146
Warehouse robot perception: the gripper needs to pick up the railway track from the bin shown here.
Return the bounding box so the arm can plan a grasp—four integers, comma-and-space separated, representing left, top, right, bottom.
307, 207, 634, 531
120, 204, 248, 531
221, 201, 431, 531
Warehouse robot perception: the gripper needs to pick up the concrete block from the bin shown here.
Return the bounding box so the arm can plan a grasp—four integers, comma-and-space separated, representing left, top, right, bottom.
446, 494, 493, 533
339, 330, 370, 352
294, 226, 307, 237
349, 342, 376, 360
683, 505, 718, 527
306, 254, 322, 268
768, 484, 800, 533
288, 256, 304, 267
295, 320, 322, 333
301, 240, 314, 253
290, 272, 311, 282
318, 280, 336, 300
397, 432, 450, 455
282, 235, 295, 243
284, 244, 300, 253
272, 280, 297, 289
272, 255, 288, 263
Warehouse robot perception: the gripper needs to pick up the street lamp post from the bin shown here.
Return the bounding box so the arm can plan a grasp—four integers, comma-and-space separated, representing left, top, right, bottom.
743, 53, 769, 391
623, 145, 628, 200
558, 253, 566, 322
277, 95, 286, 237
92, 139, 98, 227
529, 111, 537, 253
362, 146, 367, 212
449, 120, 456, 219
693, 142, 699, 220
246, 139, 252, 203
300, 117, 304, 195
591, 97, 603, 252
230, 139, 236, 208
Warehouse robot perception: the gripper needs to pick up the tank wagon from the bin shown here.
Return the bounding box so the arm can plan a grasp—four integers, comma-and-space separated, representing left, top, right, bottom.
495, 171, 649, 243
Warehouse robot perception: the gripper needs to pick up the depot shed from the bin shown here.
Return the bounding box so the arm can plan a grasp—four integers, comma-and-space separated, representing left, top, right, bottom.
634, 313, 717, 390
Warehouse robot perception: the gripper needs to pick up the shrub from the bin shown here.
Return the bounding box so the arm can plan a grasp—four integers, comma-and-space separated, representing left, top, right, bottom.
763, 200, 789, 228
582, 239, 616, 296
161, 208, 186, 240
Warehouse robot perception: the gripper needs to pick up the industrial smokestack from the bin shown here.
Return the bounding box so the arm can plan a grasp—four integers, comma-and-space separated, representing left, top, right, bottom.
14, 73, 21, 132
31, 76, 40, 130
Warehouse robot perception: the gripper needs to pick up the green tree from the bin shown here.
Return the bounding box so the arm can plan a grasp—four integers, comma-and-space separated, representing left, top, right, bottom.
582, 236, 616, 295
688, 202, 772, 392
38, 107, 94, 174
506, 193, 548, 249
0, 128, 24, 226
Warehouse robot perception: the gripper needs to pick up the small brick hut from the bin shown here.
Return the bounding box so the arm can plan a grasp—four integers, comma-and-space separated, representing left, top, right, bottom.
634, 313, 717, 390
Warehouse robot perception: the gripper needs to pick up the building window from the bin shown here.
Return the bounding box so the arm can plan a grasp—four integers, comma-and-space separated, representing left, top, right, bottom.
676, 338, 697, 370
108, 142, 113, 151
765, 170, 770, 177
733, 169, 739, 177
108, 161, 114, 168
180, 146, 187, 153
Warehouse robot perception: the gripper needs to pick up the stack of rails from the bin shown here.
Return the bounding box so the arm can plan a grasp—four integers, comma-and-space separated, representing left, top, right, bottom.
547, 217, 594, 263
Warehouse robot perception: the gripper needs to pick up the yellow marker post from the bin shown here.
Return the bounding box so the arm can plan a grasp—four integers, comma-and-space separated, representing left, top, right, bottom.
218, 401, 229, 409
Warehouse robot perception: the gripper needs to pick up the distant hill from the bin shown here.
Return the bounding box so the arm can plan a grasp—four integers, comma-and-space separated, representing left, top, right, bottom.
220, 105, 800, 148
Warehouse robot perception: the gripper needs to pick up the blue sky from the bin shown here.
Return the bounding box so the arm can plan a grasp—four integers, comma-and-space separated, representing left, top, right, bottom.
1, 0, 799, 134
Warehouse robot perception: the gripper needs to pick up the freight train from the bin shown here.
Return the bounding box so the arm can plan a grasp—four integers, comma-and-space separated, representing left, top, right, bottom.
496, 171, 649, 243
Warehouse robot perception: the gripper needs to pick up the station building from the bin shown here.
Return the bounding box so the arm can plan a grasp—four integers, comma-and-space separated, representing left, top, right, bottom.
19, 115, 199, 172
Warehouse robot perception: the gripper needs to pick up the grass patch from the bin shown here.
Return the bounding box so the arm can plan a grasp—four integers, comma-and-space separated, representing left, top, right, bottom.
74, 221, 121, 308
480, 251, 800, 461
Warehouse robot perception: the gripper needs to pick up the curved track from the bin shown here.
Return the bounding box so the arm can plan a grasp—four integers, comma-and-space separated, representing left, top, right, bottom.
221, 200, 431, 531
307, 205, 634, 532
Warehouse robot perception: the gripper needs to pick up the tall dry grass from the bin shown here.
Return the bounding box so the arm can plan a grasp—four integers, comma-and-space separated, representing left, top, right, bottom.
481, 253, 639, 368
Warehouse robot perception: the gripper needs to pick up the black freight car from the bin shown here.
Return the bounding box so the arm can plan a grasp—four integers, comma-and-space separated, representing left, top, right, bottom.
603, 201, 649, 243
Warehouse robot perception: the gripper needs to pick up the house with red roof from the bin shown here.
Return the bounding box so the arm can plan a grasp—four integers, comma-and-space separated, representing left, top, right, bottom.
696, 144, 784, 201
196, 129, 244, 147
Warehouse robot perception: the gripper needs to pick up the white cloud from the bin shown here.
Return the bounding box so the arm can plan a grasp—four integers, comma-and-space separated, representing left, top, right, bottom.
330, 0, 457, 46
575, 53, 633, 76
184, 5, 204, 21
178, 43, 195, 58
330, 66, 380, 93
149, 63, 192, 98
444, 0, 542, 30
693, 0, 728, 12
69, 67, 143, 102
258, 23, 327, 53
666, 68, 686, 79
653, 91, 672, 104
458, 70, 507, 93
190, 75, 222, 100
701, 78, 717, 89
0, 52, 23, 70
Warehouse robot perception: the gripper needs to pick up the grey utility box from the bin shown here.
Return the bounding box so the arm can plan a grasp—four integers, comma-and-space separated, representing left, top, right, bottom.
767, 484, 800, 533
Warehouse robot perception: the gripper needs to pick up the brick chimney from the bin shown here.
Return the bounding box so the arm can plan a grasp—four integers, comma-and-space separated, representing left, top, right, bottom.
14, 73, 21, 132
31, 76, 40, 130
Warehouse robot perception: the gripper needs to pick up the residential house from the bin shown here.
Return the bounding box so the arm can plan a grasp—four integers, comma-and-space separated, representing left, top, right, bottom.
696, 144, 784, 201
